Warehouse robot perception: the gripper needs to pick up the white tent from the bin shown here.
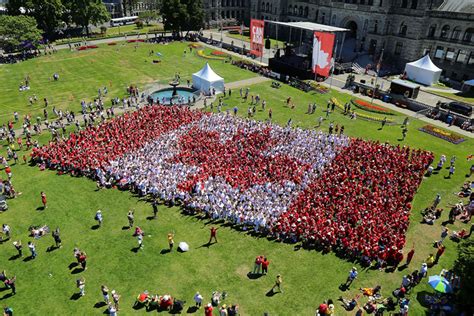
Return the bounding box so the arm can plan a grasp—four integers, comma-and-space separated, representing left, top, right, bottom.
404, 55, 442, 86
192, 63, 225, 94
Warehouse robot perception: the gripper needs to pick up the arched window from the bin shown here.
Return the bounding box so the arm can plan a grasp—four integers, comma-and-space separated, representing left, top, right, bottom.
399, 22, 407, 36
304, 6, 309, 17
294, 6, 298, 15
363, 19, 368, 32
463, 28, 473, 42
411, 0, 418, 9
265, 3, 269, 12
331, 14, 336, 25
427, 25, 436, 37
299, 6, 303, 16
401, 0, 407, 8
288, 4, 292, 14
440, 25, 450, 39
451, 26, 461, 40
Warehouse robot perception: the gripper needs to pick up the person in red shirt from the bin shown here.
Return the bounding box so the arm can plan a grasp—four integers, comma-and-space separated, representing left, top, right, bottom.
41, 191, 47, 209
261, 257, 270, 275
204, 303, 213, 316
435, 245, 445, 264
208, 226, 218, 244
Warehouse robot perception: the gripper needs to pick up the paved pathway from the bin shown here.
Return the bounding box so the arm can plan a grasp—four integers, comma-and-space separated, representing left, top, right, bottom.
225, 76, 271, 90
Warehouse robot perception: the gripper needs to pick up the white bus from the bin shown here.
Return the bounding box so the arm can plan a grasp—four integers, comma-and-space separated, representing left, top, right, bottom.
110, 16, 139, 27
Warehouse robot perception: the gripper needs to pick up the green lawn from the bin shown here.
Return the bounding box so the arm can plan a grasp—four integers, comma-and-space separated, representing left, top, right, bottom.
0, 41, 472, 315
106, 23, 164, 36
226, 33, 285, 48
0, 42, 256, 124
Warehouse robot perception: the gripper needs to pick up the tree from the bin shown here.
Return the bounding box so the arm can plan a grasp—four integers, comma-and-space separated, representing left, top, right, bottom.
453, 238, 474, 306
160, 0, 187, 33
29, 0, 65, 37
0, 15, 42, 53
138, 10, 159, 26
182, 0, 203, 34
65, 0, 110, 36
160, 0, 202, 34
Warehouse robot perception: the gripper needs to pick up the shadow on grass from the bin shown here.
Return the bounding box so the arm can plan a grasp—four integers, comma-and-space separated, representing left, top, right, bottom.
8, 254, 21, 261
122, 226, 130, 231
71, 268, 84, 274
91, 225, 100, 230
160, 249, 171, 255
247, 272, 263, 280
36, 206, 45, 211
70, 293, 82, 300
0, 293, 13, 300
265, 289, 277, 297
146, 216, 156, 221
416, 291, 433, 308
46, 245, 60, 253
69, 262, 78, 270
131, 247, 141, 253
94, 302, 107, 308
132, 302, 146, 310
23, 256, 35, 262
186, 306, 198, 313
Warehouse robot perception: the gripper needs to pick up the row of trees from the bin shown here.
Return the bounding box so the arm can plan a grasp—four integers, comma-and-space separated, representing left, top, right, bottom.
6, 0, 110, 37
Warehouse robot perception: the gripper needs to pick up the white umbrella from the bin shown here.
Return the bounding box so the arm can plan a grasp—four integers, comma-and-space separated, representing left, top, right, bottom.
178, 242, 189, 252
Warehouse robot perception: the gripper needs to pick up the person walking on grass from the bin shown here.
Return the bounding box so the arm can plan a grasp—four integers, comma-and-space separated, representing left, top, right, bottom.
137, 232, 143, 249
380, 117, 387, 130
344, 267, 358, 288
271, 274, 283, 293
40, 191, 47, 209
127, 209, 134, 228
95, 210, 103, 227
261, 257, 270, 275
13, 240, 22, 257
405, 245, 415, 266
77, 277, 86, 296
253, 256, 263, 275
28, 241, 37, 259
168, 232, 174, 251
52, 227, 62, 248
101, 285, 110, 304
152, 199, 159, 219
112, 290, 120, 311
208, 226, 218, 244
194, 291, 203, 309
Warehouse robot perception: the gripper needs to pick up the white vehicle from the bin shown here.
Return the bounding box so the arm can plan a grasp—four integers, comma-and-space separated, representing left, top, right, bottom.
110, 16, 138, 27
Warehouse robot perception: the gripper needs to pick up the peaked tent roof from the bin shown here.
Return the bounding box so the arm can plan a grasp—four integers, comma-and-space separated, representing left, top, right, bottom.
193, 63, 223, 82
406, 55, 442, 72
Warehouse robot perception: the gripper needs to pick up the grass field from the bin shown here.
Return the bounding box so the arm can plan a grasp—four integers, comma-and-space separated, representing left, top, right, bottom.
0, 42, 255, 124
0, 41, 472, 315
226, 33, 285, 48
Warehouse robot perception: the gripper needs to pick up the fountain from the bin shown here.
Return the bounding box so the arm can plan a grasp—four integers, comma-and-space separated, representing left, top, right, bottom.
150, 79, 198, 105
169, 79, 180, 97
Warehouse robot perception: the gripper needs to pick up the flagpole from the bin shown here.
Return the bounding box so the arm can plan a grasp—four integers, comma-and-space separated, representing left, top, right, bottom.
371, 48, 384, 105
240, 23, 244, 56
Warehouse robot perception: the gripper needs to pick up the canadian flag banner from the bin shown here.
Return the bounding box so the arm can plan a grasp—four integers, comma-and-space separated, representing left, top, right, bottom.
250, 19, 265, 57
312, 31, 335, 77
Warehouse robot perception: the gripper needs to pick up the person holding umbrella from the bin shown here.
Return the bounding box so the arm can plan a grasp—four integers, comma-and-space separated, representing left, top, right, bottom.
428, 275, 453, 294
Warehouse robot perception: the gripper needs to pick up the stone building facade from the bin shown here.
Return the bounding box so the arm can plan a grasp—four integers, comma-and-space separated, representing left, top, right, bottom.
204, 0, 474, 80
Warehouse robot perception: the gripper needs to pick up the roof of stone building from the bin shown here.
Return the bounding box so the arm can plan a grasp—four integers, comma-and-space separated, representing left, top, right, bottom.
436, 0, 474, 13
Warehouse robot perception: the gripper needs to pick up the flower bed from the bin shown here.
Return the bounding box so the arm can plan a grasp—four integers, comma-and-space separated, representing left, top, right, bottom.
107, 42, 117, 46
418, 125, 466, 144
196, 49, 226, 61
211, 50, 227, 56
331, 98, 395, 123
127, 39, 145, 43
351, 99, 394, 115
188, 43, 202, 49
308, 81, 329, 94
77, 45, 99, 51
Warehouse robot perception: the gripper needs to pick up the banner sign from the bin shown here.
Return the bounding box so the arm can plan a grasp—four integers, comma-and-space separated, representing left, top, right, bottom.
312, 31, 335, 77
250, 19, 265, 57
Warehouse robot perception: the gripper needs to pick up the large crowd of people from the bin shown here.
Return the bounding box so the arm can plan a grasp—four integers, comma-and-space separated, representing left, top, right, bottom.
32, 106, 434, 262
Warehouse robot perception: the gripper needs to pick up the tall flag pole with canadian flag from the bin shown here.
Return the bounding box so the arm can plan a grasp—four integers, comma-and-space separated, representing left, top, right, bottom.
250, 19, 265, 58
312, 31, 336, 79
